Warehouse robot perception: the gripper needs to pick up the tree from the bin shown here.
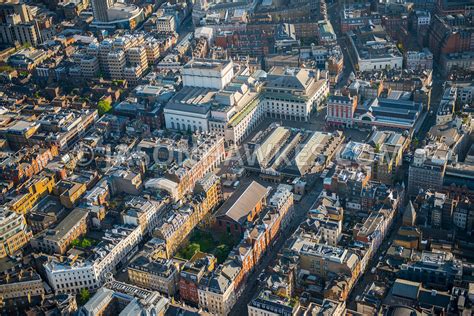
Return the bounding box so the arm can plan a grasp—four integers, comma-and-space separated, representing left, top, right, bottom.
79, 288, 90, 305
81, 238, 92, 248
397, 42, 404, 53
71, 239, 80, 247
185, 243, 200, 259
178, 243, 200, 259
374, 143, 381, 154
223, 233, 236, 247
215, 244, 230, 264
97, 100, 112, 116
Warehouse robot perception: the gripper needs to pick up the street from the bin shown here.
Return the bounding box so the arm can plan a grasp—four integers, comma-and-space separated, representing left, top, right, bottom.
327, 2, 355, 90
415, 74, 445, 140
346, 214, 403, 309
229, 178, 323, 316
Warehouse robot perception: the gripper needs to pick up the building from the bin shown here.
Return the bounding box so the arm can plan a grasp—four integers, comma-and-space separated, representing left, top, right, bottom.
109, 169, 142, 196
262, 67, 329, 120
367, 130, 409, 184
403, 201, 417, 227
348, 25, 403, 72
0, 208, 32, 258
245, 126, 344, 179
452, 198, 473, 231
198, 267, 236, 316
45, 226, 142, 294
80, 280, 169, 315
214, 181, 269, 238
291, 239, 360, 280
223, 92, 265, 145
405, 49, 434, 71
399, 252, 462, 289
182, 58, 234, 90
441, 51, 474, 76
27, 196, 66, 235
31, 208, 89, 255
79, 55, 100, 78
353, 213, 390, 253
326, 95, 358, 127
153, 195, 221, 258
436, 87, 456, 125
0, 3, 43, 47
420, 191, 455, 229
91, 0, 113, 22
353, 98, 423, 131
341, 3, 381, 32
7, 48, 49, 71
268, 184, 294, 229
121, 197, 166, 235
56, 181, 87, 209
43, 196, 165, 294
128, 256, 181, 296
408, 146, 448, 196
383, 278, 452, 314
209, 70, 265, 145
317, 20, 336, 45
84, 35, 150, 82
428, 14, 474, 62
179, 252, 216, 304
138, 133, 225, 199
90, 0, 144, 29
324, 165, 370, 207
7, 174, 55, 214
248, 289, 300, 316
156, 15, 176, 33
0, 268, 44, 300
163, 87, 213, 133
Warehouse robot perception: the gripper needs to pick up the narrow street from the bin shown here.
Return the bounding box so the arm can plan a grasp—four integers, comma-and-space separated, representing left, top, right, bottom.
346, 214, 403, 309
229, 180, 323, 316
327, 2, 355, 90
415, 74, 445, 140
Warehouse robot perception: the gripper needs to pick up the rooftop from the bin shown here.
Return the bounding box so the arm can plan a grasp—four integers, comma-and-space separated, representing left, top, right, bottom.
41, 208, 89, 243
216, 181, 269, 224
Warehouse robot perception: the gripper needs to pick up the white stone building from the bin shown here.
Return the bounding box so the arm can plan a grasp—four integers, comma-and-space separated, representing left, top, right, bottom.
262, 67, 329, 121
348, 25, 403, 72
182, 58, 234, 90
405, 49, 433, 71
44, 198, 165, 294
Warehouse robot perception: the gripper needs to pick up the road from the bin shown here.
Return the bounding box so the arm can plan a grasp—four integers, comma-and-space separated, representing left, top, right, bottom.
229, 179, 323, 316
414, 73, 445, 140
327, 2, 355, 90
346, 214, 403, 309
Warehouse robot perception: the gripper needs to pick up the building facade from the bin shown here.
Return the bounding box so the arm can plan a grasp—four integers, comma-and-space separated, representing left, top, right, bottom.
326, 95, 358, 127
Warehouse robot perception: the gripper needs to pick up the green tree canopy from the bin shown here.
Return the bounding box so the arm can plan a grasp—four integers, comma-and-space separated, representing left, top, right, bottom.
215, 244, 230, 264
374, 143, 381, 153
178, 243, 201, 259
81, 238, 92, 248
97, 100, 112, 116
79, 288, 90, 305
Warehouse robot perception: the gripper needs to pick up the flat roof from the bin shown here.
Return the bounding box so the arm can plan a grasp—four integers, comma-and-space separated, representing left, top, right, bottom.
183, 58, 231, 71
